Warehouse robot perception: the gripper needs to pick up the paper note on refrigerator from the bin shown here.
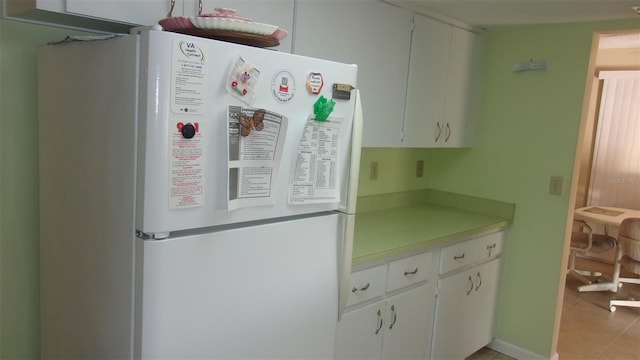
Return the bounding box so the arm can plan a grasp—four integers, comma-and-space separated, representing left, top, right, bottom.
227, 106, 288, 211
289, 116, 341, 204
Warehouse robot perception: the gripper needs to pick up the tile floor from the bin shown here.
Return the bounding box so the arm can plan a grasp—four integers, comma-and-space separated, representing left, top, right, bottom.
467, 257, 640, 360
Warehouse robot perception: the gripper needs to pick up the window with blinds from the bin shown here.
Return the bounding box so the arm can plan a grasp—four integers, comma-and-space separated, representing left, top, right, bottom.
588, 70, 640, 210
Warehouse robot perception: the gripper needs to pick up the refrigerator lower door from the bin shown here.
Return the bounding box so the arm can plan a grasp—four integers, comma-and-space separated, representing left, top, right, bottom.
134, 214, 340, 358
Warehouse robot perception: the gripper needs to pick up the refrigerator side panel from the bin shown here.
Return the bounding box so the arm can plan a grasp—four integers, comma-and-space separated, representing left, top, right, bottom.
340, 90, 363, 215
135, 214, 340, 358
337, 213, 355, 320
136, 30, 358, 235
38, 36, 140, 359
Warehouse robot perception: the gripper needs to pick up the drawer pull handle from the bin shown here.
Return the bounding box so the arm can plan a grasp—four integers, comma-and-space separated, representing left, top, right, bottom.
352, 283, 370, 293
389, 305, 397, 329
404, 268, 419, 276
375, 309, 383, 334
454, 253, 466, 260
486, 244, 497, 257
435, 122, 442, 142
466, 275, 474, 295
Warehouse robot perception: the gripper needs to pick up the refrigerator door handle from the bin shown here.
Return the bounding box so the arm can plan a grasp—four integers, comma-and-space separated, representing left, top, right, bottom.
338, 213, 355, 321
342, 90, 363, 215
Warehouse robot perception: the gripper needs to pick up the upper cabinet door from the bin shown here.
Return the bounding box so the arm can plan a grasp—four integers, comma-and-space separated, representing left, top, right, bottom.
294, 1, 413, 147
402, 14, 452, 148
442, 27, 483, 147
66, 0, 178, 26
403, 14, 482, 148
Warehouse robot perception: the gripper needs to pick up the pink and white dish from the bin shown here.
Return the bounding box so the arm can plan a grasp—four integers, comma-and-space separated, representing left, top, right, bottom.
190, 8, 278, 36
158, 16, 194, 31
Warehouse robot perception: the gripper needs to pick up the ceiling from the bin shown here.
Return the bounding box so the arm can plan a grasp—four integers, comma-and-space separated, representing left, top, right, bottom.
402, 0, 640, 27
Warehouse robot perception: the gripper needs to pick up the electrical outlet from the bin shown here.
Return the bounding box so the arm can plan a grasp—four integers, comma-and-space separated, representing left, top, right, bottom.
549, 176, 563, 196
416, 160, 424, 178
370, 161, 379, 181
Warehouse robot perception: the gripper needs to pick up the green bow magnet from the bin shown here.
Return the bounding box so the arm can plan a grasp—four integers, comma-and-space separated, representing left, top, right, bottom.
313, 96, 335, 122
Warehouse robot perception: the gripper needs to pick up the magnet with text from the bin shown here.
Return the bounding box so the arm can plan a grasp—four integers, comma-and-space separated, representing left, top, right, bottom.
332, 83, 355, 100
226, 57, 261, 105
272, 69, 296, 103
306, 72, 324, 94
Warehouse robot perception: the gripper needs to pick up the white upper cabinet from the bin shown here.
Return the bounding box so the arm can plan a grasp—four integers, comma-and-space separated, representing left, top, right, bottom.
294, 3, 482, 148
293, 1, 413, 147
65, 0, 174, 26
403, 14, 452, 148
443, 26, 483, 147
4, 0, 178, 32
403, 13, 483, 148
4, 0, 294, 52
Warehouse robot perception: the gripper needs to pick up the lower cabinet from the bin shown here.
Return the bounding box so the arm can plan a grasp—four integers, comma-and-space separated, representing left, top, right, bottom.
336, 251, 436, 359
338, 231, 504, 360
335, 284, 435, 360
431, 232, 504, 359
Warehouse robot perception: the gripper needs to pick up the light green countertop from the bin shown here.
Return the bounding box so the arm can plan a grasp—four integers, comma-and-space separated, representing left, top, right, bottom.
352, 190, 515, 267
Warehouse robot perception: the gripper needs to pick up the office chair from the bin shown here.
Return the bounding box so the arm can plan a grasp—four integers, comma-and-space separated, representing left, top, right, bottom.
609, 217, 640, 312
568, 219, 616, 289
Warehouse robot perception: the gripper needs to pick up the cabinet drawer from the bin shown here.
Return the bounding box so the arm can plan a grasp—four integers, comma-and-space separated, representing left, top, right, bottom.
387, 252, 434, 293
347, 265, 387, 307
439, 240, 475, 274
475, 231, 504, 262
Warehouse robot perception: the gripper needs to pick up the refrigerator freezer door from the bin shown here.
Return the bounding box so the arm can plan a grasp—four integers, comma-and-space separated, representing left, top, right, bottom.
134, 214, 341, 358
136, 30, 359, 234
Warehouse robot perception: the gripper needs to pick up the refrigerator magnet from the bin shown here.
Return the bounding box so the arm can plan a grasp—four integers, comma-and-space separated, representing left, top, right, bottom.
271, 70, 296, 103
332, 83, 355, 100
226, 57, 261, 105
306, 72, 324, 94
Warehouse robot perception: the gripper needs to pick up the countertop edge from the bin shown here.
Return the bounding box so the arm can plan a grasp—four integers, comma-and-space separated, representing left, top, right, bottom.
351, 220, 511, 270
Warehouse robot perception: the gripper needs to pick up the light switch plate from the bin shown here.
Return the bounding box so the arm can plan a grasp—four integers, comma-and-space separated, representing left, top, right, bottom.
549, 176, 563, 196
370, 161, 379, 181
416, 160, 424, 178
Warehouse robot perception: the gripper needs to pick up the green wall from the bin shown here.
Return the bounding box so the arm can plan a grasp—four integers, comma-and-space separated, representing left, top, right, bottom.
360, 19, 639, 357
0, 18, 91, 358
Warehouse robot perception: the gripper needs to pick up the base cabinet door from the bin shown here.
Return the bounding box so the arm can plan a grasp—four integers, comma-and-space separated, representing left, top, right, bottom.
335, 284, 434, 360
431, 259, 501, 359
465, 260, 501, 351
335, 301, 384, 359
380, 285, 434, 360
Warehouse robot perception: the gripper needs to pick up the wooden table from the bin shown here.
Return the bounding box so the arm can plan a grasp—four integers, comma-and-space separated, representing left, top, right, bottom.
573, 206, 640, 292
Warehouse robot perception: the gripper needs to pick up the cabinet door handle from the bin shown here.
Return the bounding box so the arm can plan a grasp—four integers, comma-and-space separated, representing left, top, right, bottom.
435, 122, 442, 142
352, 282, 370, 293
475, 272, 482, 291
375, 309, 383, 335
404, 267, 419, 276
389, 305, 397, 330
466, 275, 474, 295
445, 123, 452, 142
454, 253, 465, 260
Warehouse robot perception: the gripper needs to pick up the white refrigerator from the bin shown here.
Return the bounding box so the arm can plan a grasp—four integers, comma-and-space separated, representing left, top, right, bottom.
38, 28, 362, 359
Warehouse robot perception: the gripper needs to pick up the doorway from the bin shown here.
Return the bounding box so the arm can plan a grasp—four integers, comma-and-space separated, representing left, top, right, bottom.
574, 32, 640, 263
553, 30, 640, 358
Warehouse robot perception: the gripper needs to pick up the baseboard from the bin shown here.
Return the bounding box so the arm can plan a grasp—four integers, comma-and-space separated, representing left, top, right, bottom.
488, 338, 557, 360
